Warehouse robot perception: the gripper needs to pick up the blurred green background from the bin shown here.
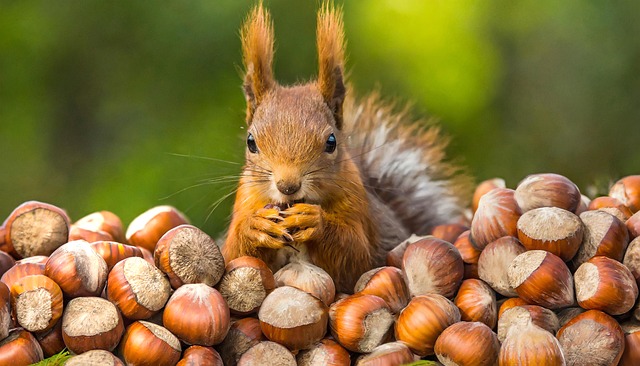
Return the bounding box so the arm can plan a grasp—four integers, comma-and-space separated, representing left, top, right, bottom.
1, 0, 639, 237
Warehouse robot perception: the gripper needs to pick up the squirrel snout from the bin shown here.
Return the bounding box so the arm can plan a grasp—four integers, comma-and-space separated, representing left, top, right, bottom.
276, 180, 301, 196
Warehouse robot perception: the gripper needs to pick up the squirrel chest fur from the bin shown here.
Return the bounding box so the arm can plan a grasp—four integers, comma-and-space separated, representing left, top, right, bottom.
222, 3, 469, 293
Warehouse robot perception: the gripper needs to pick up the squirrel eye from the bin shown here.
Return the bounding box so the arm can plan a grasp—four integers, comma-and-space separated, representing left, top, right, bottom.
247, 133, 258, 154
325, 133, 337, 154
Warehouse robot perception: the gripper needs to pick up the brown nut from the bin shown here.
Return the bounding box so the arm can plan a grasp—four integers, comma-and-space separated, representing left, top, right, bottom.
0, 328, 44, 365
354, 266, 409, 314
107, 256, 171, 320
355, 341, 416, 366
454, 278, 497, 329
499, 323, 565, 365
402, 236, 464, 298
3, 201, 70, 258
472, 177, 506, 213
517, 206, 584, 261
395, 293, 461, 356
434, 321, 500, 366
218, 317, 264, 366
238, 341, 296, 366
497, 305, 560, 342
120, 320, 182, 366
274, 260, 336, 306
89, 241, 143, 272
385, 234, 427, 268
66, 350, 124, 366
217, 256, 275, 315
297, 338, 351, 366
45, 240, 109, 298
154, 224, 225, 289
453, 230, 481, 264
73, 211, 125, 243
36, 319, 65, 358
574, 256, 639, 315
498, 297, 529, 319
507, 250, 575, 309
573, 210, 629, 267
260, 286, 328, 351
0, 281, 10, 340
620, 320, 640, 366
1, 261, 46, 295
329, 293, 394, 353
163, 283, 230, 346
177, 345, 223, 366
62, 296, 125, 354
470, 188, 522, 250
628, 211, 640, 239
430, 223, 469, 244
589, 196, 633, 222
10, 274, 63, 333
609, 175, 640, 213
477, 236, 526, 297
0, 250, 16, 278
126, 205, 190, 252
624, 237, 640, 286
514, 173, 581, 213
557, 309, 624, 366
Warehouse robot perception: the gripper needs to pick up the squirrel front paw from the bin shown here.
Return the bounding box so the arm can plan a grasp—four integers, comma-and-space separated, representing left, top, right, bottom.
246, 207, 293, 249
281, 203, 324, 242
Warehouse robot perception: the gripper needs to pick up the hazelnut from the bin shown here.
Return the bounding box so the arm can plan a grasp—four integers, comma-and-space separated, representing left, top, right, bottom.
395, 293, 461, 356
498, 297, 529, 318
575, 194, 591, 215
36, 319, 65, 358
472, 177, 506, 213
589, 196, 633, 222
430, 223, 469, 244
627, 211, 640, 239
218, 317, 264, 366
238, 341, 296, 366
1, 261, 46, 292
89, 241, 143, 272
497, 305, 560, 342
259, 286, 328, 351
574, 256, 638, 315
557, 309, 624, 366
354, 266, 409, 314
609, 175, 640, 213
69, 226, 114, 243
499, 323, 565, 365
62, 296, 125, 354
454, 278, 497, 329
177, 345, 223, 366
154, 224, 225, 289
0, 281, 9, 340
217, 256, 275, 315
3, 201, 70, 258
385, 234, 428, 268
329, 293, 394, 353
45, 240, 109, 298
556, 307, 586, 327
72, 211, 125, 243
0, 250, 16, 278
620, 319, 640, 366
0, 328, 44, 365
107, 256, 171, 320
297, 338, 351, 366
453, 230, 481, 264
434, 321, 500, 366
120, 320, 182, 366
514, 173, 581, 213
355, 341, 417, 366
163, 283, 230, 346
274, 260, 336, 306
402, 236, 464, 298
126, 205, 190, 252
516, 206, 583, 261
66, 350, 124, 366
573, 210, 629, 267
623, 237, 640, 285
10, 274, 63, 333
507, 250, 575, 309
470, 188, 522, 250
477, 236, 526, 297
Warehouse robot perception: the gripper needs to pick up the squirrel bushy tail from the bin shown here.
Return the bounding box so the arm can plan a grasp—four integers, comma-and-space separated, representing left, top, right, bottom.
344, 94, 471, 236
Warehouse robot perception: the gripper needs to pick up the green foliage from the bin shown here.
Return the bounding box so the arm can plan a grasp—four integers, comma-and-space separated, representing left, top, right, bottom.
1, 0, 638, 236
32, 349, 71, 366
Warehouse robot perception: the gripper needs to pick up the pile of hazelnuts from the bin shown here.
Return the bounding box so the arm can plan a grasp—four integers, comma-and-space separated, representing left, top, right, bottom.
1, 173, 640, 365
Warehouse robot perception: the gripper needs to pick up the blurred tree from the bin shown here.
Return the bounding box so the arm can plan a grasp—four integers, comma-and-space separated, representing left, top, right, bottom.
0, 0, 638, 237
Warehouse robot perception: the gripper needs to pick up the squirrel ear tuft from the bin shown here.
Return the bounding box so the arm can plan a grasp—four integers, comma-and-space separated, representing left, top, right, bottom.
317, 2, 346, 130
241, 2, 275, 124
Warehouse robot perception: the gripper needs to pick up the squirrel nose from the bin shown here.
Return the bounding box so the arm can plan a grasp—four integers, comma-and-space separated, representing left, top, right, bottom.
276, 180, 301, 196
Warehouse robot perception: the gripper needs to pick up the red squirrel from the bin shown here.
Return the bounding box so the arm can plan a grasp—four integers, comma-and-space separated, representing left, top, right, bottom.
222, 3, 470, 293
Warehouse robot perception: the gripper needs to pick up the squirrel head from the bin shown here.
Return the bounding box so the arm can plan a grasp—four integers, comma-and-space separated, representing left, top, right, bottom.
239, 3, 352, 206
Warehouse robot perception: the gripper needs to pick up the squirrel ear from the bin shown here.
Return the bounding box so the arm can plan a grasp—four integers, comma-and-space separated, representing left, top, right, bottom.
241, 3, 275, 124
317, 2, 346, 130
